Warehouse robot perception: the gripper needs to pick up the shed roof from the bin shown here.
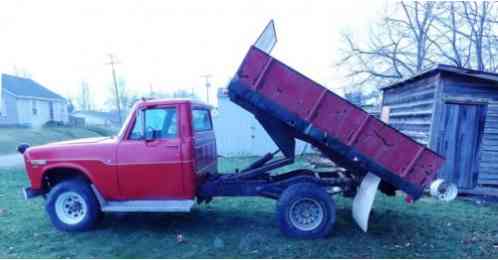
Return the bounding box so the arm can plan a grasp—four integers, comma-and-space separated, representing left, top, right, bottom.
381, 64, 498, 90
1, 74, 65, 100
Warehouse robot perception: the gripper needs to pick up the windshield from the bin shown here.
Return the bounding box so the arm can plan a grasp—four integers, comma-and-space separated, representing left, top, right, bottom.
117, 102, 140, 139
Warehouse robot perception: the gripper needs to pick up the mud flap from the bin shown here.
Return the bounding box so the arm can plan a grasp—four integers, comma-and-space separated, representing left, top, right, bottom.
352, 172, 381, 232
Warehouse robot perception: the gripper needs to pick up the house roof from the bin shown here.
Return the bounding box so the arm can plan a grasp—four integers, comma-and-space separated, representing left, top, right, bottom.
71, 111, 121, 123
1, 74, 65, 100
381, 64, 498, 90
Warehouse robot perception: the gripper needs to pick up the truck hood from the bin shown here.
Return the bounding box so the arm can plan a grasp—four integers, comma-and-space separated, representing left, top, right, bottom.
26, 136, 115, 154
44, 137, 113, 147
24, 136, 118, 162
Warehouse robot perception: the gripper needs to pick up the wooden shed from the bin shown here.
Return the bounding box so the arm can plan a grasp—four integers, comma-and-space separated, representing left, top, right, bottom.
381, 64, 498, 197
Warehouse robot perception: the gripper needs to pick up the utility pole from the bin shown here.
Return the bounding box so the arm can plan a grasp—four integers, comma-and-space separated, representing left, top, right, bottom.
106, 54, 122, 124
149, 82, 154, 97
200, 74, 212, 104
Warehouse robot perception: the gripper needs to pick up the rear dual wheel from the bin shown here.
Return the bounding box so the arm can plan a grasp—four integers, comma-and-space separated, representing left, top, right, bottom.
277, 183, 336, 239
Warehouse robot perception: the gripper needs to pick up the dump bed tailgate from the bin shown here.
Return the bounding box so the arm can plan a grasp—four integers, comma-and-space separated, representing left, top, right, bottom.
228, 45, 445, 200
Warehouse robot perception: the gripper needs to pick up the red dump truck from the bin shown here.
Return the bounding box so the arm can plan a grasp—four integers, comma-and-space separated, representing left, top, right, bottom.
19, 21, 445, 239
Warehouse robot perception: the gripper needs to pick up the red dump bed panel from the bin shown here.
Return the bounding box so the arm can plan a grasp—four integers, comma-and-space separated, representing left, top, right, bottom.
232, 46, 445, 198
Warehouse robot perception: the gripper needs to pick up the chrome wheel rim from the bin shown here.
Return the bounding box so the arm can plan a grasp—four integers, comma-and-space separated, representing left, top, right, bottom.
55, 191, 87, 225
289, 198, 324, 231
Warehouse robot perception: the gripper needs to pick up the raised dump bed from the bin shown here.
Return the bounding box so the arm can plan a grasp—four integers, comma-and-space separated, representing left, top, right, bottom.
227, 22, 445, 200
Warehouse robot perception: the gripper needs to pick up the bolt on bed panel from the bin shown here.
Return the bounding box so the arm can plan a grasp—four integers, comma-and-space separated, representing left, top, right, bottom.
230, 46, 445, 199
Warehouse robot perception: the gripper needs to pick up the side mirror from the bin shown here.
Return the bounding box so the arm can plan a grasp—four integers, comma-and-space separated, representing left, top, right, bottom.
17, 143, 30, 154
145, 134, 154, 142
145, 128, 160, 142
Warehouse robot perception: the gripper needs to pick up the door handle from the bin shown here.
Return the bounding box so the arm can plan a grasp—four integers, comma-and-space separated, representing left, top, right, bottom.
165, 145, 179, 149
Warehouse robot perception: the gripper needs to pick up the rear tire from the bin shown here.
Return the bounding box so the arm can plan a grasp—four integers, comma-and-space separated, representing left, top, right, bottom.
45, 179, 100, 232
277, 183, 335, 239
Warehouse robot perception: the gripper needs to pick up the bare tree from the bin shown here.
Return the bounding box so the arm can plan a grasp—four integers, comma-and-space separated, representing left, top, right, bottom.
77, 81, 92, 111
397, 1, 438, 71
338, 1, 440, 96
105, 77, 140, 114
432, 2, 498, 71
12, 66, 32, 79
428, 2, 470, 68
338, 1, 498, 97
463, 1, 490, 71
171, 89, 197, 99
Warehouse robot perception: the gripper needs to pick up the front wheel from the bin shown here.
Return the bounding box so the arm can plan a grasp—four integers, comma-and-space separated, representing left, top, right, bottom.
276, 183, 336, 239
45, 179, 100, 232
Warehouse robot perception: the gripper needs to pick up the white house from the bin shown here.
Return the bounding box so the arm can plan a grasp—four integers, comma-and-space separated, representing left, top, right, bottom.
213, 88, 308, 156
0, 74, 68, 127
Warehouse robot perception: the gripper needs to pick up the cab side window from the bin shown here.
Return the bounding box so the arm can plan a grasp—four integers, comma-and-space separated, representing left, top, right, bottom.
192, 109, 212, 132
129, 107, 177, 140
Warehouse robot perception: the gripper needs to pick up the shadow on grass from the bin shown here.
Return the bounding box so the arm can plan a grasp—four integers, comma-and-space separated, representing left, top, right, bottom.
93, 202, 428, 240
96, 206, 278, 235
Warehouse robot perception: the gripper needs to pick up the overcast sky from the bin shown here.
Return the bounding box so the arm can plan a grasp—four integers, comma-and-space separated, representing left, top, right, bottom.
0, 0, 386, 109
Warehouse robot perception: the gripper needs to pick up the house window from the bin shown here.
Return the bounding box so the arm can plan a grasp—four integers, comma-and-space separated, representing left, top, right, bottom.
32, 100, 38, 115
0, 99, 7, 117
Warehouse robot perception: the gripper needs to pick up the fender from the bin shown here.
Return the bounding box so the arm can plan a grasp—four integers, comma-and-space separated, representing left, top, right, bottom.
42, 162, 95, 182
40, 160, 119, 199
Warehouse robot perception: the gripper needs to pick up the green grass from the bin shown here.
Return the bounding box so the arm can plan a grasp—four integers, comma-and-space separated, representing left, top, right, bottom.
1, 158, 498, 258
0, 127, 106, 155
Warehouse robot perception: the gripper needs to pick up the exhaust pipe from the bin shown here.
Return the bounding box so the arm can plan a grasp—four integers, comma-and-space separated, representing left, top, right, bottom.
430, 179, 458, 202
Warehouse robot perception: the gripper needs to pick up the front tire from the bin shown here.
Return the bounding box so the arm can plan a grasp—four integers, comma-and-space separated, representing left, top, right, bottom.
277, 183, 336, 239
46, 179, 100, 232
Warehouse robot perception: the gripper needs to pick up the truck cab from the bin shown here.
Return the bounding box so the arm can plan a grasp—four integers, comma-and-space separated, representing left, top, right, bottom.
115, 99, 217, 200
21, 99, 217, 231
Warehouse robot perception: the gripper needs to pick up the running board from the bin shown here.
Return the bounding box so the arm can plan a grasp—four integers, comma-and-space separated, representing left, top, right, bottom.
101, 200, 194, 212
91, 185, 194, 213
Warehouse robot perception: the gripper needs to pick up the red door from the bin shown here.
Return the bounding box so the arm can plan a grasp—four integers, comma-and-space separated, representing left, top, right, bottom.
116, 106, 185, 199
191, 108, 217, 175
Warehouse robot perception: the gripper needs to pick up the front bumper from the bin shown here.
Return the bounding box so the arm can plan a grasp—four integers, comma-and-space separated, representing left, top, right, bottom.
22, 187, 44, 200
